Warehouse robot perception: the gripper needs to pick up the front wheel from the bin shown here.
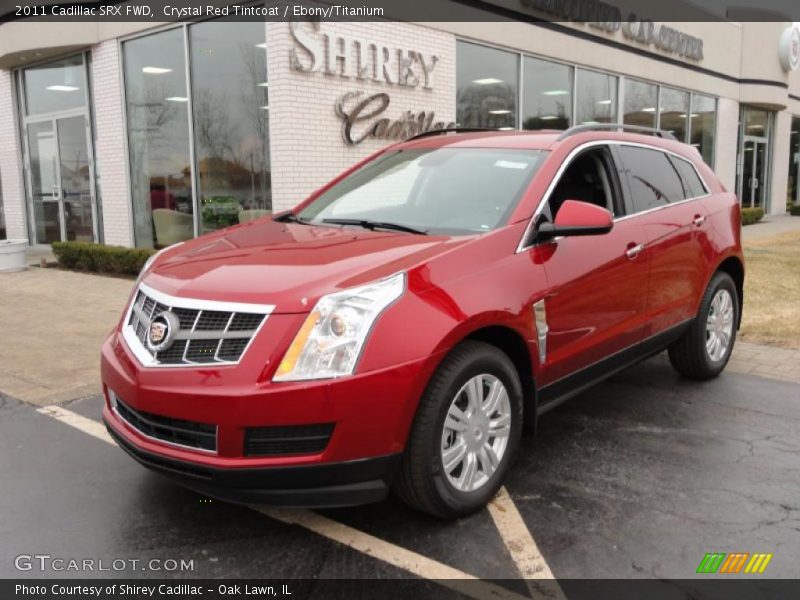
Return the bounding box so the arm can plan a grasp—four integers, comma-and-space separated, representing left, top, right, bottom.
668, 271, 739, 380
394, 341, 523, 519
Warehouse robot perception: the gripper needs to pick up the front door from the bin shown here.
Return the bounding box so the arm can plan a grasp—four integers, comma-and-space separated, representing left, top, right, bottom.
25, 113, 97, 244
533, 145, 650, 388
741, 138, 768, 209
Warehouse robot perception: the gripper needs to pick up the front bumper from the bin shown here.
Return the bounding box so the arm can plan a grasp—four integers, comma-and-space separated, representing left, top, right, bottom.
104, 420, 401, 507
101, 325, 439, 507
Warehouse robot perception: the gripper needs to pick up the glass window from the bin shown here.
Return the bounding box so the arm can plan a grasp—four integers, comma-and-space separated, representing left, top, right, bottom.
548, 146, 622, 218
456, 42, 518, 130
743, 108, 769, 137
659, 87, 689, 142
521, 56, 572, 130
669, 156, 707, 198
123, 29, 193, 248
623, 79, 657, 128
690, 93, 716, 166
788, 117, 800, 206
298, 148, 546, 235
617, 146, 687, 212
23, 55, 87, 116
575, 69, 617, 125
190, 21, 271, 234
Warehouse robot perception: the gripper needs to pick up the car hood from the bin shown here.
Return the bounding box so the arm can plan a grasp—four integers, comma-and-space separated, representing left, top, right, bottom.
143, 218, 469, 313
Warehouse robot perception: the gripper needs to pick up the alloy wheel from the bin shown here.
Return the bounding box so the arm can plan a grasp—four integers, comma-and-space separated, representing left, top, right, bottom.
706, 288, 734, 362
440, 374, 512, 492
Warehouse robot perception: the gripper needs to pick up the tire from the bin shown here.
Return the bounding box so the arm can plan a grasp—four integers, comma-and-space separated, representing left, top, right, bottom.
668, 271, 739, 380
394, 341, 523, 519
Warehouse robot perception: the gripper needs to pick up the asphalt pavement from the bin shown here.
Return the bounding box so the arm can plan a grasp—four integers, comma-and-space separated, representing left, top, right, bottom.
1, 353, 798, 585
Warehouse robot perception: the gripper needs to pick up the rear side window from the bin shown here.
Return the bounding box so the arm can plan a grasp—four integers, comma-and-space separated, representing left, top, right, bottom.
669, 155, 708, 198
617, 145, 688, 213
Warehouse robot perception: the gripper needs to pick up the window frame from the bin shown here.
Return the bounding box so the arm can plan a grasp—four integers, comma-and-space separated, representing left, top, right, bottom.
516, 140, 711, 253
541, 145, 625, 223
611, 143, 711, 220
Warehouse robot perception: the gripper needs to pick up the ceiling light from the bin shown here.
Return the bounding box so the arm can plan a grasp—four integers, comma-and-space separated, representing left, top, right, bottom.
473, 78, 503, 85
679, 113, 700, 118
142, 66, 172, 75
581, 120, 600, 125
597, 99, 612, 105
257, 82, 269, 87
498, 126, 515, 130
540, 115, 560, 120
255, 43, 267, 49
260, 105, 269, 110
542, 90, 569, 96
749, 125, 764, 129
46, 85, 79, 92
488, 109, 511, 115
642, 107, 656, 112
166, 96, 188, 102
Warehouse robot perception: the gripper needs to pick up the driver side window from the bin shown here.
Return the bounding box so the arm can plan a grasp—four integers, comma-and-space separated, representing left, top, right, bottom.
546, 146, 621, 221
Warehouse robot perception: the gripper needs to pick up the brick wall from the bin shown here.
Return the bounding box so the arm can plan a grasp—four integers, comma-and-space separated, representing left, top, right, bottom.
0, 68, 26, 241
266, 21, 456, 211
91, 41, 133, 246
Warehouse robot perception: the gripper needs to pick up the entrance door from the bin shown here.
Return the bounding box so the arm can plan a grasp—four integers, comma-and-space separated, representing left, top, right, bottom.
741, 137, 768, 209
25, 113, 97, 244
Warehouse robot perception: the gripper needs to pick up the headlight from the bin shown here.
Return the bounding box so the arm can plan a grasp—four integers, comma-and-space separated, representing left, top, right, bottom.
273, 272, 406, 382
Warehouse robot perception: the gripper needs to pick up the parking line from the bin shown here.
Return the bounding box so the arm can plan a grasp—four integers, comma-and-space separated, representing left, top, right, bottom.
36, 405, 114, 445
256, 507, 529, 600
488, 487, 564, 599
39, 405, 556, 598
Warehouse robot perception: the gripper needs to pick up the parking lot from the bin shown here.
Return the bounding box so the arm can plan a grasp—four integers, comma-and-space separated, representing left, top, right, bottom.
2, 351, 798, 592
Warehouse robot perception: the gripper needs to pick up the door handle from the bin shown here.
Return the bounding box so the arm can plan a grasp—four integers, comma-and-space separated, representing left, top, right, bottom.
625, 243, 644, 259
693, 214, 706, 226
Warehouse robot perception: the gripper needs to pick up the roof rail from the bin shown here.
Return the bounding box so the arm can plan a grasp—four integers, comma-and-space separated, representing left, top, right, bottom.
556, 123, 678, 141
405, 127, 499, 141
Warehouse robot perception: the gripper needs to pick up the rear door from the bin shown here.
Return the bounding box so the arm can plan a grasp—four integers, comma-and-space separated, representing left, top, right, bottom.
613, 144, 712, 337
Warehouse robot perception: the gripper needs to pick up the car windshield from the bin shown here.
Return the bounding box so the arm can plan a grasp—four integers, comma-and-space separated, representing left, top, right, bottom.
296, 147, 548, 235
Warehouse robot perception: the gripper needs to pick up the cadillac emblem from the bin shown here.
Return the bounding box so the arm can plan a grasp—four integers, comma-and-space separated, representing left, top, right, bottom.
146, 311, 181, 352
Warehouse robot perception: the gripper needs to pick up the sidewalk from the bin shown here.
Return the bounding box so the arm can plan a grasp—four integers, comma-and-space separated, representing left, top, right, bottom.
728, 342, 800, 384
0, 268, 133, 405
1, 264, 798, 406
742, 214, 800, 240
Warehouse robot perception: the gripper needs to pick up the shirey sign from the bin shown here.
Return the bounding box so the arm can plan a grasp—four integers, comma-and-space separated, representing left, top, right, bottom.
289, 22, 455, 145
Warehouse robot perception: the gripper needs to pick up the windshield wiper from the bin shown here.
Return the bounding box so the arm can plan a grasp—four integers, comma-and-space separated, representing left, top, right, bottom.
274, 212, 309, 224
322, 218, 428, 235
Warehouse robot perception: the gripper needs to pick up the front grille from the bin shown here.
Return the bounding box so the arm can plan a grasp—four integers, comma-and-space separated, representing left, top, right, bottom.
244, 423, 335, 457
124, 285, 269, 366
112, 393, 217, 453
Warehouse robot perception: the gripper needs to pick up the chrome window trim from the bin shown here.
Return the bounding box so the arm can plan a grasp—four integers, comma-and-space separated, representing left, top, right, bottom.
515, 139, 711, 253
109, 390, 218, 455
121, 281, 275, 369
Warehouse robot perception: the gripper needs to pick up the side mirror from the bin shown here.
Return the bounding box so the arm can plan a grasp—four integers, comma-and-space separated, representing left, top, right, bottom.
536, 200, 614, 241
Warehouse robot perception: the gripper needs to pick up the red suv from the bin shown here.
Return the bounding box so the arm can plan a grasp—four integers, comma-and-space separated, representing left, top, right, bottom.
102, 125, 743, 518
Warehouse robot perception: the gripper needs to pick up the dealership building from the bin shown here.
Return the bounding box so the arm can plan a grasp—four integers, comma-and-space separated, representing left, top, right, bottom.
0, 8, 799, 247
